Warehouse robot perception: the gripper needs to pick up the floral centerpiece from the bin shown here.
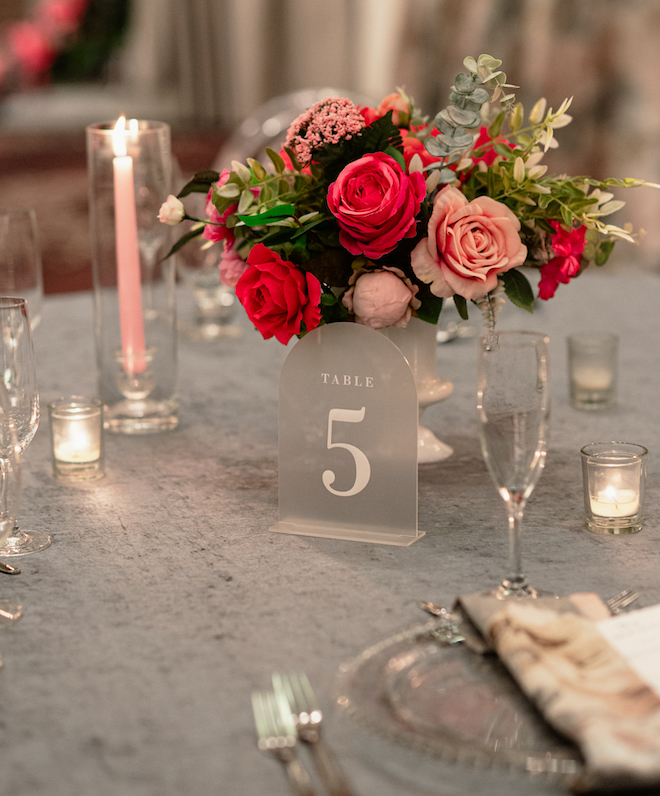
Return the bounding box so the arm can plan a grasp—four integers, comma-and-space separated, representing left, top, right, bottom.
160, 54, 656, 342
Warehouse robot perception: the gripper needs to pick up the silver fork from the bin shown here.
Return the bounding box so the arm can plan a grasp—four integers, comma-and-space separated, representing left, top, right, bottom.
605, 588, 639, 614
273, 673, 357, 796
251, 690, 317, 796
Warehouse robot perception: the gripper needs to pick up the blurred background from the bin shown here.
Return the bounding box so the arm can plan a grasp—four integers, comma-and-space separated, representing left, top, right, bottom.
1, 0, 659, 294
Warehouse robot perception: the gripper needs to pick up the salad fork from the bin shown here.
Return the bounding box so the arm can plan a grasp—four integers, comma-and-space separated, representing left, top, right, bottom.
273, 673, 357, 796
251, 690, 317, 796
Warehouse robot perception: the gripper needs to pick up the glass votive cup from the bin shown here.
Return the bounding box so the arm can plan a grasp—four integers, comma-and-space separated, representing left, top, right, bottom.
567, 332, 618, 410
581, 442, 647, 534
48, 397, 105, 480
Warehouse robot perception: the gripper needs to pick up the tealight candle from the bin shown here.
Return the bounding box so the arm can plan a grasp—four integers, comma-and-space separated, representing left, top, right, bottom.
48, 397, 104, 480
590, 486, 640, 518
581, 443, 647, 534
567, 332, 618, 410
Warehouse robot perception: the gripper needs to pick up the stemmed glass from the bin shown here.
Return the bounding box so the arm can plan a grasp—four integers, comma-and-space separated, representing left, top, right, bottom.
0, 209, 44, 331
477, 331, 551, 598
0, 298, 50, 556
0, 380, 23, 625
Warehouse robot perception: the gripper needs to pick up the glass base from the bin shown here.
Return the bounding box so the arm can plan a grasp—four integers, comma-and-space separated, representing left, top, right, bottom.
104, 398, 179, 434
0, 600, 22, 627
0, 530, 52, 557
585, 517, 642, 535
493, 581, 557, 600
570, 388, 615, 410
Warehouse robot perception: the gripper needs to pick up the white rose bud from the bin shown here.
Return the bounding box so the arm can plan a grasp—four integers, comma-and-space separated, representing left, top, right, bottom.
158, 195, 185, 225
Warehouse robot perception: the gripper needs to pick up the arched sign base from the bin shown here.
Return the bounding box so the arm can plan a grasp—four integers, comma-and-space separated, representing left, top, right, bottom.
270, 323, 422, 546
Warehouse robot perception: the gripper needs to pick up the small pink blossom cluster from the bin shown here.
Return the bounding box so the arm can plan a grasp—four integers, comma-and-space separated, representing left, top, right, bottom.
285, 97, 365, 166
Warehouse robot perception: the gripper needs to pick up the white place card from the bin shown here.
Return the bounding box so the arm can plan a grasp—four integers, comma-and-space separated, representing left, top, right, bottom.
271, 322, 421, 546
597, 603, 660, 697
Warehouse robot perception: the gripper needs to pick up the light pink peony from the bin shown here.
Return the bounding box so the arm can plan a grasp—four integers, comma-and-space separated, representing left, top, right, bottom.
327, 153, 426, 260
342, 267, 420, 329
218, 246, 248, 288
411, 185, 527, 300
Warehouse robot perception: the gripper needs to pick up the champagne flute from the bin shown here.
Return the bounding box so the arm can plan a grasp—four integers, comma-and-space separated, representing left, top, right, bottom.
0, 380, 23, 625
0, 209, 44, 331
477, 331, 550, 598
0, 298, 50, 556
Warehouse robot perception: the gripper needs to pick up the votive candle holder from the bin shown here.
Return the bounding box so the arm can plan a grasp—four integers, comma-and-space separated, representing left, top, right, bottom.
581, 442, 647, 534
48, 397, 105, 480
567, 332, 618, 410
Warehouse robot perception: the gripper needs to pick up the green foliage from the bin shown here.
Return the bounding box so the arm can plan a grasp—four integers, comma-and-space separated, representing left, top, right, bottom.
178, 171, 220, 198
499, 269, 535, 313
415, 294, 444, 324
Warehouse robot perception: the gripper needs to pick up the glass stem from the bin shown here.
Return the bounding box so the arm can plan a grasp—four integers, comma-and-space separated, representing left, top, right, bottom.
505, 496, 528, 593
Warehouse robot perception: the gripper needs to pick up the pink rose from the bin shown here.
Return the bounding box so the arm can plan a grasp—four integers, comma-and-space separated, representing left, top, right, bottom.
9, 22, 54, 75
342, 267, 420, 329
376, 92, 410, 127
411, 185, 527, 300
235, 244, 322, 345
218, 246, 248, 288
538, 222, 586, 300
327, 153, 426, 259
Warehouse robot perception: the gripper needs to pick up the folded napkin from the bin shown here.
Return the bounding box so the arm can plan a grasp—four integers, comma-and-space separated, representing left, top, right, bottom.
458, 592, 660, 793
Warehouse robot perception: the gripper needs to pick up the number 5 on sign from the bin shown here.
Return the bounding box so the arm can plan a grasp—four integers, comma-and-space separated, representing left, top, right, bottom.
323, 407, 371, 497
271, 323, 422, 546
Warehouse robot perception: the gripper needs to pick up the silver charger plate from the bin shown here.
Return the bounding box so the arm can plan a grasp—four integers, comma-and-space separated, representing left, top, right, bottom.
334, 619, 583, 792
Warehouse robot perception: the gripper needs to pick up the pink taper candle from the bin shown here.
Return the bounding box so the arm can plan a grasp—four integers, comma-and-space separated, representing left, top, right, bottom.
113, 116, 146, 374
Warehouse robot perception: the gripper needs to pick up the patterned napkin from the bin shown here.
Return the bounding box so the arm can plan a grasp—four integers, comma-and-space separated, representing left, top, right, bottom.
458, 592, 660, 793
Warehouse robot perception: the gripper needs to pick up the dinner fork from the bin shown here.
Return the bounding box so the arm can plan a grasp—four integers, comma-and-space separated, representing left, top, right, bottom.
605, 588, 639, 614
273, 672, 357, 796
251, 690, 317, 796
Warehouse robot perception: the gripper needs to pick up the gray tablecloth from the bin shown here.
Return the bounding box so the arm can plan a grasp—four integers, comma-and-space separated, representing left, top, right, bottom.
5, 271, 659, 796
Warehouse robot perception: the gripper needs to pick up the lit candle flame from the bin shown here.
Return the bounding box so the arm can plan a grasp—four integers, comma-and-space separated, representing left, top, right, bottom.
604, 485, 619, 508
113, 115, 127, 158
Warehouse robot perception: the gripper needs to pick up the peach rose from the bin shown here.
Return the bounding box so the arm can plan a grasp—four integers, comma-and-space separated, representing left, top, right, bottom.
411, 186, 527, 300
342, 267, 420, 329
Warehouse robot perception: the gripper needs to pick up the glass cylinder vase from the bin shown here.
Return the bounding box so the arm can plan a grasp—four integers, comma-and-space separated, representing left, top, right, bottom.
87, 119, 178, 433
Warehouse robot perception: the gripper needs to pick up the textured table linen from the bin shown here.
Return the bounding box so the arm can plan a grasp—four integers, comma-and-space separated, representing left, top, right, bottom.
3, 271, 659, 796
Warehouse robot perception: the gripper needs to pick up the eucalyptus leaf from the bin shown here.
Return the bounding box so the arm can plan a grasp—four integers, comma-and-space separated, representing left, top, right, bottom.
454, 72, 475, 93
437, 167, 458, 183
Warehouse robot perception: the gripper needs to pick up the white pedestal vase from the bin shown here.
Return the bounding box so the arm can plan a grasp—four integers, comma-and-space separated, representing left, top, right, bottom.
382, 317, 454, 463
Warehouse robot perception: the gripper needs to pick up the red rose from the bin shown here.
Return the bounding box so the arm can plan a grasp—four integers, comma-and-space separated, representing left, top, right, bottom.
538, 222, 586, 300
327, 153, 426, 259
235, 244, 322, 344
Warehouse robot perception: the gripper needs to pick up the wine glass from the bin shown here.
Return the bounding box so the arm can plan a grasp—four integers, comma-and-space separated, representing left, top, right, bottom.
0, 380, 24, 625
477, 331, 551, 598
0, 298, 50, 556
0, 209, 44, 330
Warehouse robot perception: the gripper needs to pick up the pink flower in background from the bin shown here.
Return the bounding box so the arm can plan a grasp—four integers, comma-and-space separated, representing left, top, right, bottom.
411, 185, 527, 300
401, 129, 443, 168
218, 246, 248, 288
342, 267, 420, 329
375, 92, 409, 126
538, 222, 586, 299
235, 244, 322, 344
327, 152, 426, 259
9, 21, 55, 75
40, 0, 88, 35
285, 97, 365, 167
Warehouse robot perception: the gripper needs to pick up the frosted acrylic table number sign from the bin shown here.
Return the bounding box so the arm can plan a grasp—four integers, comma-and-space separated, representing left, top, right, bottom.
272, 322, 422, 546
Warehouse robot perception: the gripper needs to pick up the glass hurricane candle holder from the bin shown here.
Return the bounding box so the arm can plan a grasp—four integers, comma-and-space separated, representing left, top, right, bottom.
48, 397, 105, 480
87, 119, 178, 434
567, 332, 618, 410
581, 442, 647, 534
